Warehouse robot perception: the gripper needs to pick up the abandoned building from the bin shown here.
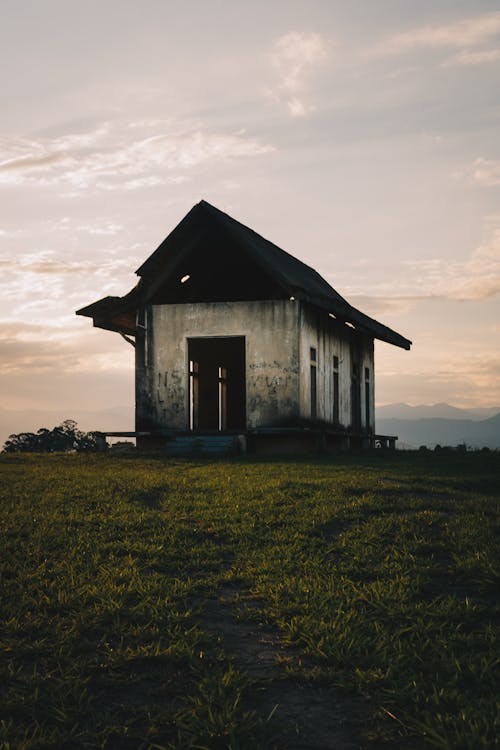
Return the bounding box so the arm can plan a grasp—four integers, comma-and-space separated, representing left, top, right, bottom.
77, 200, 411, 453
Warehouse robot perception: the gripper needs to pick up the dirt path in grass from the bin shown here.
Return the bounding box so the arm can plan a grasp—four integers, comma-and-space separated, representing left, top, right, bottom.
199, 586, 363, 750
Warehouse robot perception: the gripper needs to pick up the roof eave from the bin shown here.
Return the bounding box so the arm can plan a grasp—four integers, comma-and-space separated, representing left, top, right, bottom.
297, 294, 412, 350
76, 295, 137, 336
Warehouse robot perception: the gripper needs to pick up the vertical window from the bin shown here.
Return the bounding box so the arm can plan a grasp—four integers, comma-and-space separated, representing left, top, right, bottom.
333, 355, 339, 424
310, 347, 317, 419
157, 372, 164, 403
365, 367, 370, 429
146, 306, 153, 368
351, 360, 361, 431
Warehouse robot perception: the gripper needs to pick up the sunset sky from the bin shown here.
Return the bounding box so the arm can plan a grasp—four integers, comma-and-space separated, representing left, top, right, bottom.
1, 0, 499, 429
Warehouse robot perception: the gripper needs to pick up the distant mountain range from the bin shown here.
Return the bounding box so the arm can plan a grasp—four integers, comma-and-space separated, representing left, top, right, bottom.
376, 402, 500, 421
376, 403, 500, 449
1, 402, 498, 451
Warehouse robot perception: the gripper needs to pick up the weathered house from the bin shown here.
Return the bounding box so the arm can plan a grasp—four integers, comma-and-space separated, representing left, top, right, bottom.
77, 201, 411, 452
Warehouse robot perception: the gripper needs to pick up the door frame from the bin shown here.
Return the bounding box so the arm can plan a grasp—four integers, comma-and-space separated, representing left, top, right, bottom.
187, 335, 246, 432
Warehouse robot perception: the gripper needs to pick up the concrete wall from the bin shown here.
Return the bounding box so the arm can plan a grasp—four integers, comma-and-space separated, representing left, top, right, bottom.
135, 298, 375, 434
136, 300, 300, 431
298, 303, 375, 432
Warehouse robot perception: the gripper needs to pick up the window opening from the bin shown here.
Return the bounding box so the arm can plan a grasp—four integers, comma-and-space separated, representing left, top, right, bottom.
145, 306, 153, 368
310, 347, 317, 420
157, 371, 164, 404
137, 310, 145, 328
365, 367, 370, 429
333, 355, 339, 424
310, 365, 317, 419
351, 359, 361, 431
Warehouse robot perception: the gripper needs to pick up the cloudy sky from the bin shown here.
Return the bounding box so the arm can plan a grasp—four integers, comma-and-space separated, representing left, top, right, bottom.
1, 0, 499, 430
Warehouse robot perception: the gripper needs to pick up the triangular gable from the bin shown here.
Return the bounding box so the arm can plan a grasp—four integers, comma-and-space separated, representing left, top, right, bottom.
77, 200, 412, 350
138, 203, 288, 305
136, 200, 348, 305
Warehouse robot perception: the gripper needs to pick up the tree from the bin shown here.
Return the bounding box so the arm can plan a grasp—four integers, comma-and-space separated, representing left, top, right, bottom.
2, 420, 102, 453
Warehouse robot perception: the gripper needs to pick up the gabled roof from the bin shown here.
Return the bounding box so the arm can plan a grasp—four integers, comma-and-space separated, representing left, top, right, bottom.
77, 200, 412, 350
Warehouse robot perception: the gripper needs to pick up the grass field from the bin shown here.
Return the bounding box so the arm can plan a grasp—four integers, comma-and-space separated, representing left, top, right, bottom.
0, 451, 498, 749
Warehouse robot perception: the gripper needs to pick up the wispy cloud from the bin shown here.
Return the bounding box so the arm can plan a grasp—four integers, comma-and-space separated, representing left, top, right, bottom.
0, 122, 274, 193
0, 322, 130, 376
76, 222, 124, 236
456, 157, 500, 187
442, 47, 500, 67
0, 152, 67, 171
379, 11, 500, 55
0, 249, 135, 277
0, 228, 22, 238
376, 355, 500, 409
0, 258, 87, 275
269, 31, 328, 117
348, 294, 430, 317
400, 228, 500, 302
342, 223, 500, 310
0, 321, 77, 374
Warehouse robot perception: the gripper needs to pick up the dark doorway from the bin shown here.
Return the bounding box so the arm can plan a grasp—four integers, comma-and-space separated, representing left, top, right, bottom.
188, 337, 246, 431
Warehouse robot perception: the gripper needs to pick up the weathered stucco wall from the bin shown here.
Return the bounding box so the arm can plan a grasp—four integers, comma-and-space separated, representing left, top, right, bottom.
298, 303, 375, 432
136, 298, 376, 434
136, 300, 300, 431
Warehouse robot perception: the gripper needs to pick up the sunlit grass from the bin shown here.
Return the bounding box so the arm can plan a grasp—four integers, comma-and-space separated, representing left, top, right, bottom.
0, 451, 498, 748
